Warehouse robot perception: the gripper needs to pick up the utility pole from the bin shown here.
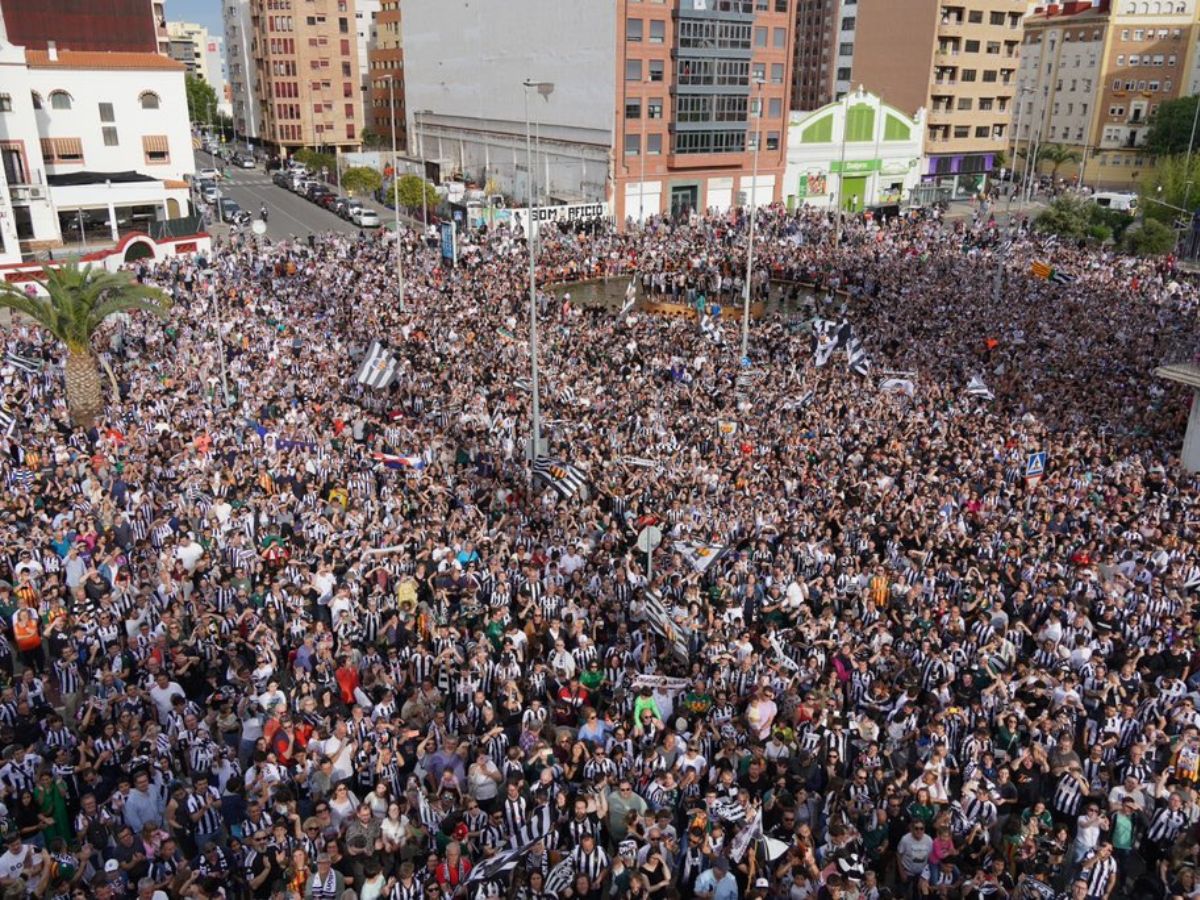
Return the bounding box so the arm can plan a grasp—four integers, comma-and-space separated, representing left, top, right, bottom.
523, 79, 555, 469
387, 74, 404, 311
741, 77, 764, 362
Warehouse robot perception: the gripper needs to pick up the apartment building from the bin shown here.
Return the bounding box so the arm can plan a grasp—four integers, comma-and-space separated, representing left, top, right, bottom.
224, 0, 260, 141
851, 0, 1025, 197
0, 0, 167, 53
402, 0, 795, 224
251, 0, 365, 152
791, 0, 837, 110
365, 0, 404, 148
1017, 0, 1200, 189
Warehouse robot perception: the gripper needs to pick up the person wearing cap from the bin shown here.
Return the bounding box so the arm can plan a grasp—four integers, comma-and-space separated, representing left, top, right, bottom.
694, 856, 738, 900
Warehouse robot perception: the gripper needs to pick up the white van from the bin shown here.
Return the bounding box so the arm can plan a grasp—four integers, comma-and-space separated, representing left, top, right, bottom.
1092, 192, 1139, 212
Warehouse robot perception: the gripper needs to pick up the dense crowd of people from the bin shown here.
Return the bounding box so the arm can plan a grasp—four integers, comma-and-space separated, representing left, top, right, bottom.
0, 202, 1196, 900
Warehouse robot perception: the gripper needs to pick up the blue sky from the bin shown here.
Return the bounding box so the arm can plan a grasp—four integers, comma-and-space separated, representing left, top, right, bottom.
171, 0, 224, 39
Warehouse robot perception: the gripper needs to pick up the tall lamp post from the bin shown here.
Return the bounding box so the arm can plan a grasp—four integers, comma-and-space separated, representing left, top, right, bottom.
523, 79, 554, 466
741, 76, 765, 361
383, 74, 404, 310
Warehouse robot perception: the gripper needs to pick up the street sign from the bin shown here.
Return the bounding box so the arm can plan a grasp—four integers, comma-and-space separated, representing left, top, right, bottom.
1026, 452, 1046, 478
1026, 451, 1047, 490
636, 526, 663, 554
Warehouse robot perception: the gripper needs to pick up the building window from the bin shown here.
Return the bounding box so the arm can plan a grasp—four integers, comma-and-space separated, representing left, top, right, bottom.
142, 134, 170, 164
771, 62, 785, 84
754, 26, 767, 47
768, 97, 782, 118
766, 130, 779, 150
625, 99, 641, 119
346, 124, 355, 139
647, 133, 662, 154
957, 97, 973, 110
965, 39, 980, 52
625, 133, 640, 156
50, 91, 72, 110
989, 11, 1005, 24
30, 92, 41, 110
103, 126, 119, 146
967, 9, 982, 22
961, 69, 977, 82
982, 70, 997, 82
40, 137, 84, 163
649, 60, 664, 82
954, 125, 970, 138
625, 60, 642, 81
648, 98, 663, 119
139, 91, 160, 109
841, 16, 855, 30
839, 41, 854, 55
649, 20, 665, 44
627, 18, 643, 41
99, 102, 115, 123
773, 27, 786, 49
975, 126, 989, 138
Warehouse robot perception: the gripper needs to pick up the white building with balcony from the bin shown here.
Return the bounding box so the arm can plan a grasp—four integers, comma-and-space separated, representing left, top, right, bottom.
0, 10, 195, 261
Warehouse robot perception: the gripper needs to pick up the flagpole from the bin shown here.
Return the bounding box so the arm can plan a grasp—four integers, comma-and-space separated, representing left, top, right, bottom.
741, 76, 764, 363
523, 80, 554, 473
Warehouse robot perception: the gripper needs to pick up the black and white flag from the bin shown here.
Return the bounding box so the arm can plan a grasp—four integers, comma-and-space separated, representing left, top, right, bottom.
879, 378, 914, 397
513, 376, 532, 393
644, 588, 690, 661
846, 336, 870, 377
355, 340, 398, 390
966, 376, 994, 401
1049, 270, 1075, 285
0, 408, 15, 437
533, 457, 587, 499
545, 858, 576, 897
558, 386, 577, 406
4, 352, 43, 374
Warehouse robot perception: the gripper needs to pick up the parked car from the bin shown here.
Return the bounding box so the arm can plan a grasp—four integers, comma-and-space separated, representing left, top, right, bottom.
272, 172, 291, 188
352, 208, 381, 228
218, 198, 250, 225
197, 167, 220, 182
335, 198, 363, 220
306, 184, 331, 202
198, 181, 220, 204
317, 193, 340, 210
237, 155, 257, 169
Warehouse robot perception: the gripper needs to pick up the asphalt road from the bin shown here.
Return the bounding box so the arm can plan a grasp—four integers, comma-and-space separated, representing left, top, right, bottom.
195, 149, 392, 243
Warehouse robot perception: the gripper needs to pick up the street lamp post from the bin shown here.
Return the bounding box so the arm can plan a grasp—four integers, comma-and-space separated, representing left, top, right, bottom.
523, 79, 554, 466
741, 77, 765, 362
385, 74, 404, 311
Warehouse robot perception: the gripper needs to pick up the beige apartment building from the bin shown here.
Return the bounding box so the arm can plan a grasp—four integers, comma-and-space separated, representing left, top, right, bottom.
851, 0, 1025, 197
1016, 0, 1200, 189
251, 0, 364, 152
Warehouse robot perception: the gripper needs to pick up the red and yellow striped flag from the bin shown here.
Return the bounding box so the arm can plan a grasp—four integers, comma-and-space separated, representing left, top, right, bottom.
1030, 261, 1052, 280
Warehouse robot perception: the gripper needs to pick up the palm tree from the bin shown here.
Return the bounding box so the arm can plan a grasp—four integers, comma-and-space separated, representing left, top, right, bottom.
1038, 143, 1084, 179
0, 263, 170, 427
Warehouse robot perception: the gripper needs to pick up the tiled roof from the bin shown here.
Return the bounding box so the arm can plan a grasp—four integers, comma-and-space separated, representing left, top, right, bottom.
25, 50, 186, 71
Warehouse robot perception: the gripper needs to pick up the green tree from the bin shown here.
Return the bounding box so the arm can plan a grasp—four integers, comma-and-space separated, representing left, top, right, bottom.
1033, 194, 1127, 244
1144, 95, 1200, 157
392, 174, 438, 212
1121, 218, 1178, 256
0, 265, 170, 427
293, 149, 337, 178
341, 166, 383, 197
185, 74, 219, 127
1139, 153, 1200, 224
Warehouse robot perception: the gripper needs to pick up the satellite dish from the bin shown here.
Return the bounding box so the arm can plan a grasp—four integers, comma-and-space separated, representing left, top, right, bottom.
251, 219, 267, 235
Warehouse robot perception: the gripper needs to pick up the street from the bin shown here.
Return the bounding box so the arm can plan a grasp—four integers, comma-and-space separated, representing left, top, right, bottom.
195, 149, 394, 243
